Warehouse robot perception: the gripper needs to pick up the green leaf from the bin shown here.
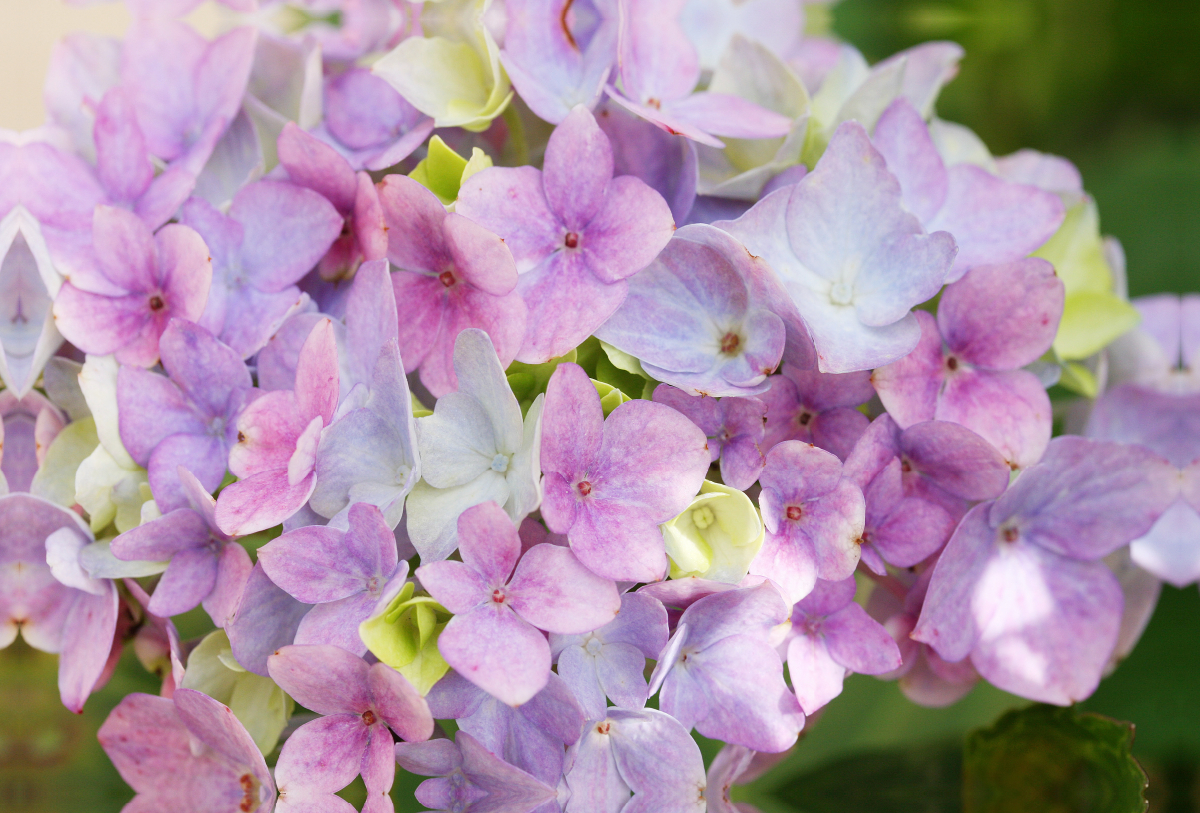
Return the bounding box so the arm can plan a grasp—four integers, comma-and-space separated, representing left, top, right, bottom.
963, 704, 1147, 813
591, 380, 633, 416
505, 348, 577, 415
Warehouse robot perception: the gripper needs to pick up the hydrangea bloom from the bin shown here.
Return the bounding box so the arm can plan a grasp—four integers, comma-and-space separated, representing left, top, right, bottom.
53, 205, 211, 367
540, 361, 710, 582
719, 121, 957, 372
17, 6, 1200, 808
457, 105, 674, 362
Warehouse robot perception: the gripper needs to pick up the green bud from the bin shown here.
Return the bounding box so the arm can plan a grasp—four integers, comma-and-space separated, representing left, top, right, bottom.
359, 581, 452, 695
505, 348, 577, 415
661, 480, 765, 583
181, 630, 294, 755
592, 380, 633, 416
408, 136, 494, 205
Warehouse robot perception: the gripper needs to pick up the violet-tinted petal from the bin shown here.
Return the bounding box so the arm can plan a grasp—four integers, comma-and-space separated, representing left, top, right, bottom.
367, 662, 434, 742
267, 644, 372, 715
937, 259, 1064, 370
508, 542, 621, 634
274, 714, 369, 797
437, 604, 552, 706
935, 368, 1051, 471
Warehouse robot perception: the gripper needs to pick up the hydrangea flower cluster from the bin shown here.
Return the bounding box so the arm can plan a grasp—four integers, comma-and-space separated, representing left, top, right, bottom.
4, 1, 1194, 810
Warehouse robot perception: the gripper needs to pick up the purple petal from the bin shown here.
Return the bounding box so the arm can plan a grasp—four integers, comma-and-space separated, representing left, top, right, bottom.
94, 88, 153, 203
937, 259, 1064, 370
457, 500, 522, 588
900, 420, 1010, 501
872, 98, 947, 224
928, 163, 1065, 281
274, 715, 369, 797
367, 662, 434, 742
935, 368, 1051, 471
543, 105, 614, 231
267, 644, 372, 715
437, 605, 551, 706
226, 563, 313, 676
230, 180, 344, 291
786, 633, 846, 715
541, 362, 605, 482
277, 122, 357, 212
509, 543, 621, 634
147, 547, 218, 618
823, 602, 903, 674
58, 583, 119, 713
417, 560, 490, 614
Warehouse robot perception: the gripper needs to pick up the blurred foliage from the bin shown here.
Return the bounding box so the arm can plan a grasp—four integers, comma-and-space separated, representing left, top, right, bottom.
963, 705, 1146, 813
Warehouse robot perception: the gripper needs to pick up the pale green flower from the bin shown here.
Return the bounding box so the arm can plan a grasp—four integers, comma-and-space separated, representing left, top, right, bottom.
373, 0, 512, 132
662, 480, 765, 583
359, 581, 451, 695
181, 630, 294, 755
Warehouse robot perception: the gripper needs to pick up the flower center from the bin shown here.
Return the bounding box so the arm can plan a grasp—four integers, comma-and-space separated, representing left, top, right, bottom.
490, 453, 510, 473
646, 98, 662, 110
577, 480, 593, 497
585, 636, 604, 656
829, 281, 854, 305
798, 411, 813, 426
491, 587, 506, 604
692, 505, 716, 530
946, 356, 959, 371
786, 505, 803, 521
720, 332, 741, 354
438, 270, 457, 287
362, 710, 377, 726
148, 295, 165, 311
596, 721, 611, 734
1002, 526, 1019, 543
564, 232, 580, 249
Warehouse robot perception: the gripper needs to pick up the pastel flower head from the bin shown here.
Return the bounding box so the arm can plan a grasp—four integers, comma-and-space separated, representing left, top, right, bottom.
216, 317, 339, 536
380, 174, 526, 396
751, 440, 865, 604
661, 480, 765, 583
120, 20, 257, 169
843, 414, 1010, 573
53, 205, 212, 368
267, 644, 433, 812
595, 223, 785, 396
1105, 293, 1200, 392
373, 0, 513, 131
719, 121, 957, 373
540, 361, 711, 582
606, 0, 792, 147
258, 502, 410, 655
872, 258, 1064, 470
2, 493, 118, 713
864, 568, 979, 708
322, 67, 435, 171
549, 590, 669, 719
913, 437, 1177, 704
90, 87, 199, 230
1086, 383, 1200, 586
425, 668, 585, 785
417, 500, 621, 705
179, 628, 294, 755
311, 260, 422, 527
180, 179, 344, 357
649, 580, 804, 751
117, 318, 255, 511
783, 575, 902, 714
98, 689, 276, 813
277, 122, 389, 283
111, 466, 253, 624
396, 731, 557, 813
759, 364, 874, 460
405, 328, 543, 561
872, 97, 1065, 282
458, 104, 675, 363
652, 384, 767, 490
566, 708, 708, 812
499, 0, 618, 124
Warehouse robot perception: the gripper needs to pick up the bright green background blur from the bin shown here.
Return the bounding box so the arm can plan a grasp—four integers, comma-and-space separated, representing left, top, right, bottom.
4, 1, 1200, 810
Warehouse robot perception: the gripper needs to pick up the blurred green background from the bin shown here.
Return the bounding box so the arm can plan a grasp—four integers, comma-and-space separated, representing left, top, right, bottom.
5, 0, 1200, 810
